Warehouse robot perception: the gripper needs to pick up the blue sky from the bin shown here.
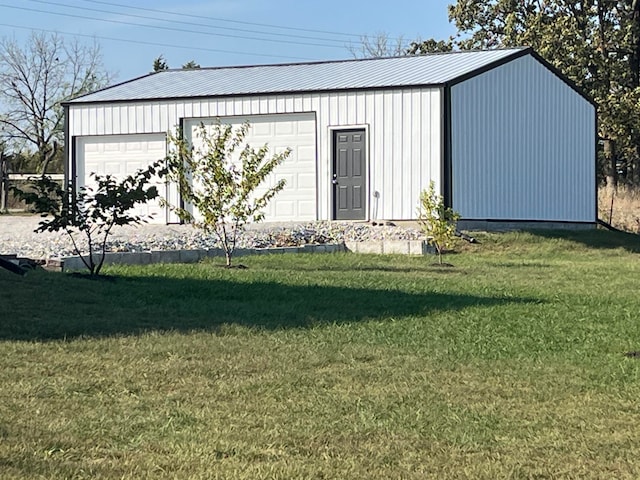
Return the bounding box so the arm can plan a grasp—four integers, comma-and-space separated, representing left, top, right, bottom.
0, 0, 457, 81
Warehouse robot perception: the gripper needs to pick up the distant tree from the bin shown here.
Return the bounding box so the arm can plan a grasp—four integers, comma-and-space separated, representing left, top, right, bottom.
153, 57, 202, 71
13, 160, 166, 276
182, 60, 201, 69
407, 38, 454, 55
0, 146, 36, 173
417, 181, 460, 265
153, 55, 169, 72
0, 32, 110, 175
347, 32, 407, 58
165, 121, 290, 267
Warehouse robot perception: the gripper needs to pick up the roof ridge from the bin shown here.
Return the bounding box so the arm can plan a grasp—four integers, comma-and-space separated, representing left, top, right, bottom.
156, 46, 529, 73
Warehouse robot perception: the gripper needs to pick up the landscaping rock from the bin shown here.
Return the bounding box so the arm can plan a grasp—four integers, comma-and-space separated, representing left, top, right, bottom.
0, 217, 427, 260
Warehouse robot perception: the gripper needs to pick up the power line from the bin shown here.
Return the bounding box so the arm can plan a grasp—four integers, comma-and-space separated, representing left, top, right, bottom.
25, 0, 352, 45
0, 3, 347, 49
78, 0, 365, 40
0, 22, 316, 62
74, 0, 409, 49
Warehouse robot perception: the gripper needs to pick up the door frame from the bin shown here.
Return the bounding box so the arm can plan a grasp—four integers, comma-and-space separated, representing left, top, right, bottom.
328, 125, 370, 221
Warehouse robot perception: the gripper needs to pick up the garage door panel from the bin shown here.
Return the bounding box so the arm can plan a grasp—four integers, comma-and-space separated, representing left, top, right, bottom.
298, 173, 315, 189
84, 161, 99, 175
186, 114, 316, 222
274, 121, 295, 135
299, 201, 315, 217
104, 142, 121, 153
251, 121, 273, 137
125, 142, 144, 152
298, 145, 315, 161
274, 200, 295, 217
298, 121, 315, 135
76, 134, 167, 224
272, 144, 293, 156
273, 173, 293, 186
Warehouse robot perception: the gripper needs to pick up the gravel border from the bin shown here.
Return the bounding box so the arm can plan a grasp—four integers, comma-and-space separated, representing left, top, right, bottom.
0, 216, 426, 260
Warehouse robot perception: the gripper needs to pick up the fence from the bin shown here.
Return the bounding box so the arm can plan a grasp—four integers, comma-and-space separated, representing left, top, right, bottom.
0, 157, 64, 211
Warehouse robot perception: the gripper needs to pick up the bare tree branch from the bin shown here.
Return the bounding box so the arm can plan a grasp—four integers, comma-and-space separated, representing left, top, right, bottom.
0, 32, 112, 174
347, 32, 408, 59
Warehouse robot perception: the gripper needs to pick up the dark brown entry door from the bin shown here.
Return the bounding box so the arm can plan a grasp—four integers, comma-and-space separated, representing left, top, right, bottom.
332, 129, 366, 220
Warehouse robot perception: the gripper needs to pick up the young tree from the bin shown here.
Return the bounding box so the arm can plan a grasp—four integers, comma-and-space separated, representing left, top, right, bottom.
165, 121, 290, 267
0, 32, 111, 174
13, 160, 165, 276
417, 181, 460, 265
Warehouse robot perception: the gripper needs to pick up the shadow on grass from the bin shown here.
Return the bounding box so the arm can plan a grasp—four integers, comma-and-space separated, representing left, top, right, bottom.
490, 262, 553, 269
254, 264, 464, 274
530, 228, 640, 253
1, 269, 534, 341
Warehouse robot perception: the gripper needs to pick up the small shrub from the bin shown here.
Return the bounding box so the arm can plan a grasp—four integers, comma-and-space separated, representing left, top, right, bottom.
417, 181, 460, 264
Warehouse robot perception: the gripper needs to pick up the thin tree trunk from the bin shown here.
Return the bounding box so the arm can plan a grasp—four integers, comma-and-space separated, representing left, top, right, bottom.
629, 1, 640, 187
631, 0, 640, 86
603, 138, 617, 190
39, 141, 58, 176
634, 156, 640, 187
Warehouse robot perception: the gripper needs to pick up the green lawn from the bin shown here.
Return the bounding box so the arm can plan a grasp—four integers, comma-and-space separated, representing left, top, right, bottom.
2, 229, 640, 479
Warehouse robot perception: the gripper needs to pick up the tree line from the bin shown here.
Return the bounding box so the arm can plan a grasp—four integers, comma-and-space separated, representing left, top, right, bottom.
2, 3, 640, 187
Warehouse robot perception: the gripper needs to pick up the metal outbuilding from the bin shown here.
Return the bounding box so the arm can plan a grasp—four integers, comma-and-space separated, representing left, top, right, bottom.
64, 47, 596, 227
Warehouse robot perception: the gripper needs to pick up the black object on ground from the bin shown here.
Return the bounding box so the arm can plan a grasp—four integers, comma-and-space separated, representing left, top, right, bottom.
456, 230, 478, 244
0, 255, 27, 275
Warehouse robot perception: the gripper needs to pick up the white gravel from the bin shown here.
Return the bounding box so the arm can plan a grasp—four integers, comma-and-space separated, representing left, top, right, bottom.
0, 215, 426, 259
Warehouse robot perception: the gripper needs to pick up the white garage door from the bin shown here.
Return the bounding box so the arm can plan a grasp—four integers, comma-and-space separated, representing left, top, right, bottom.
185, 113, 317, 222
76, 134, 168, 224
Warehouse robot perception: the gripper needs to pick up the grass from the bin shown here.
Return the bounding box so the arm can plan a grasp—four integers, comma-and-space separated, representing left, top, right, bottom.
2, 229, 640, 479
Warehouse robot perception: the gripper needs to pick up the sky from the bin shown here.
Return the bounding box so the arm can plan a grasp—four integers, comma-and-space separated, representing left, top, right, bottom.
0, 0, 457, 82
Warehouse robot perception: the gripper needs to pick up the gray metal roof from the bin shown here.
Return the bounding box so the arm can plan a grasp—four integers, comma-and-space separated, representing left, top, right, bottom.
69, 48, 529, 104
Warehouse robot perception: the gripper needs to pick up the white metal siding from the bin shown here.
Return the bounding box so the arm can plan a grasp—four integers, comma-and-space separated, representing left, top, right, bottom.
451, 55, 595, 222
68, 88, 442, 221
